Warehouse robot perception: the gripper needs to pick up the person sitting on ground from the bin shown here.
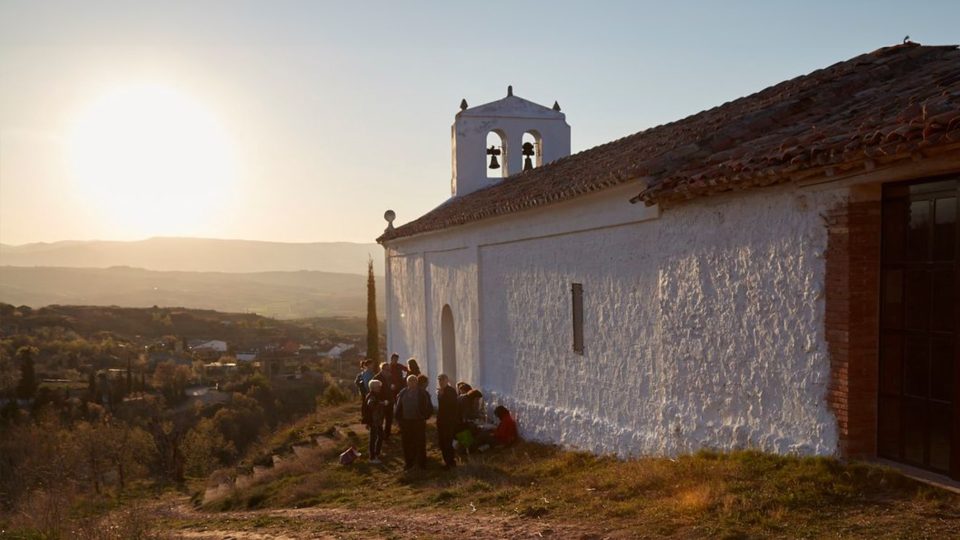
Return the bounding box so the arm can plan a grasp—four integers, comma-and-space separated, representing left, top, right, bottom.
394, 374, 434, 470
455, 382, 472, 422
364, 379, 390, 464
459, 388, 484, 425
472, 405, 518, 452
490, 405, 518, 446
450, 386, 485, 453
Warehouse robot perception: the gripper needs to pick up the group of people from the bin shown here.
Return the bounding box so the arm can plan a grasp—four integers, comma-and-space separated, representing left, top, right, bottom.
354, 353, 517, 470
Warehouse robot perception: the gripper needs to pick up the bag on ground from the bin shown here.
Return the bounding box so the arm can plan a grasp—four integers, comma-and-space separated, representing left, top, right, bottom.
454, 428, 474, 449
339, 446, 360, 465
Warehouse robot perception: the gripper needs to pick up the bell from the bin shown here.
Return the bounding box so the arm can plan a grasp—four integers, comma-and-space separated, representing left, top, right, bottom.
486, 145, 502, 169
521, 141, 536, 171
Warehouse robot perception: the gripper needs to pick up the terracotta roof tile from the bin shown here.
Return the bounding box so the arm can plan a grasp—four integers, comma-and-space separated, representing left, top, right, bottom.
380, 43, 960, 243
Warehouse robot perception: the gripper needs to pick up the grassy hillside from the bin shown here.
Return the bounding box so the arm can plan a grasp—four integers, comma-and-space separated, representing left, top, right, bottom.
0, 266, 384, 319
0, 237, 384, 274
184, 403, 960, 539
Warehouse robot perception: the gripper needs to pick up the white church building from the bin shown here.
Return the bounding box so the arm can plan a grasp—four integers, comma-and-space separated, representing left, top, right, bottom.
378, 43, 960, 480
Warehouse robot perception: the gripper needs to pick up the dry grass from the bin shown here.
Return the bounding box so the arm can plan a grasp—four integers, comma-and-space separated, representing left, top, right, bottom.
2, 486, 177, 540
198, 403, 960, 538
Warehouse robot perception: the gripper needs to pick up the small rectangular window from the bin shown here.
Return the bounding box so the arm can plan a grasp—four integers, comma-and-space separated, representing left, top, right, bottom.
571, 283, 584, 354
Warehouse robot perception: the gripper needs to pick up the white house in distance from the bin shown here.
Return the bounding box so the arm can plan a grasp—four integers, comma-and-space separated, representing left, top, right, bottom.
190, 340, 228, 354
323, 343, 356, 359
378, 43, 960, 480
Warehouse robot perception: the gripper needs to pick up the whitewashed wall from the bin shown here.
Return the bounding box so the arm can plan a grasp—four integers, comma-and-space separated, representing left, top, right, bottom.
423, 248, 480, 385
384, 182, 845, 457
385, 253, 426, 365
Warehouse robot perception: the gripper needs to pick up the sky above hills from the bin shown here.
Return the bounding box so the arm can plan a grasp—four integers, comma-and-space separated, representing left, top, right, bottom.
1, 1, 958, 245
0, 237, 383, 274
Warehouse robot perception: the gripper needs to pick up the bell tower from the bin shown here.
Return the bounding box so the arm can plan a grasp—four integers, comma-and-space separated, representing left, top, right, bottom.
451, 86, 570, 198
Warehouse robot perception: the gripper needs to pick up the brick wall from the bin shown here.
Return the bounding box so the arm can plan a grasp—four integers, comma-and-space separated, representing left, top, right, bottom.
824, 195, 881, 458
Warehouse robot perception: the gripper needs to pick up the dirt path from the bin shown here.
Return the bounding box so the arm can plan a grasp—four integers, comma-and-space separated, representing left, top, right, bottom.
158, 498, 614, 540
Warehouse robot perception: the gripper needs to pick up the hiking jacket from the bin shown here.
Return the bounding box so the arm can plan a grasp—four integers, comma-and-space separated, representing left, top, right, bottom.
355, 369, 374, 396
493, 412, 518, 445
372, 371, 394, 403
458, 390, 483, 423
436, 385, 460, 428
364, 392, 389, 427
394, 387, 434, 421
387, 363, 408, 396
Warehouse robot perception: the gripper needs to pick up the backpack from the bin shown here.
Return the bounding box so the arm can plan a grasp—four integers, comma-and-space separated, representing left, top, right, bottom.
339, 446, 360, 465
454, 428, 474, 449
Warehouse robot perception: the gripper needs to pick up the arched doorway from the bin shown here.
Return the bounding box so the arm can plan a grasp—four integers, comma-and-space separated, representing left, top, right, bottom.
441, 304, 457, 382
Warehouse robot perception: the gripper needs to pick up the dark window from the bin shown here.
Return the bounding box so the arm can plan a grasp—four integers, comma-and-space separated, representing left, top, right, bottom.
934, 197, 956, 260
571, 283, 584, 354
878, 176, 959, 478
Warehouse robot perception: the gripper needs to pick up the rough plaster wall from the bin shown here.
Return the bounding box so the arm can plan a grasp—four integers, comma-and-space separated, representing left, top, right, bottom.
423, 249, 479, 385
480, 224, 661, 455
480, 187, 843, 457
650, 191, 840, 456
386, 254, 426, 363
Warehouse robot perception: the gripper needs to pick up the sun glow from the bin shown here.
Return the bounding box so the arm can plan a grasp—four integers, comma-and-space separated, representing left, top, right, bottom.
67, 84, 238, 236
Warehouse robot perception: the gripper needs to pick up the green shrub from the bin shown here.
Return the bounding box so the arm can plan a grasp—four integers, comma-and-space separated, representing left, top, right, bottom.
318, 384, 350, 407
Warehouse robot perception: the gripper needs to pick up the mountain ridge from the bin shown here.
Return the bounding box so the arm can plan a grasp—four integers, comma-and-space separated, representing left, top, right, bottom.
0, 237, 384, 274
0, 265, 384, 319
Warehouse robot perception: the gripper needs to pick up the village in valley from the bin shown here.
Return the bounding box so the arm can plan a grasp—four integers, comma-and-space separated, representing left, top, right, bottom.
0, 303, 368, 400
1, 2, 959, 539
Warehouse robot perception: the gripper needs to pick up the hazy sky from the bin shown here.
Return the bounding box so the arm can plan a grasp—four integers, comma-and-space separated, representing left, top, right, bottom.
1, 1, 958, 245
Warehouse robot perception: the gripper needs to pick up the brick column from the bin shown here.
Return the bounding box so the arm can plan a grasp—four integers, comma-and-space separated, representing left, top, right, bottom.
824, 195, 881, 458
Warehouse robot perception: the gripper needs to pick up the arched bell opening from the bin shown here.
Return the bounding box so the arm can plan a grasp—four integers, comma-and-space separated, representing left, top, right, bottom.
486, 130, 507, 178
522, 130, 542, 171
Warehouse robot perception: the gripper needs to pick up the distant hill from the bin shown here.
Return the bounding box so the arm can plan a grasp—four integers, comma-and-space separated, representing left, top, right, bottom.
0, 303, 368, 343
0, 237, 384, 274
0, 266, 384, 319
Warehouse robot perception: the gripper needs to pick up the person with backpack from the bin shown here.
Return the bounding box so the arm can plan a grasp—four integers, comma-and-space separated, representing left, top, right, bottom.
394, 374, 433, 470
363, 379, 389, 464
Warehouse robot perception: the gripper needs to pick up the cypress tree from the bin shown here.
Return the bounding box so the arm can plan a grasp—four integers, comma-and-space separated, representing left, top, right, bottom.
365, 258, 380, 362
15, 346, 38, 400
